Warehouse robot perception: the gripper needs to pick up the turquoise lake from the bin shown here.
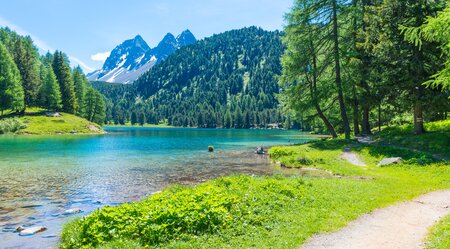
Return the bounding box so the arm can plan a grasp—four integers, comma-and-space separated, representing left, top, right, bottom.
0, 127, 317, 248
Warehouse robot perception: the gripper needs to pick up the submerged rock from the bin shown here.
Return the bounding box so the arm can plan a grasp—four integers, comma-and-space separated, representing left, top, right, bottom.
63, 208, 82, 215
17, 226, 47, 236
377, 157, 403, 167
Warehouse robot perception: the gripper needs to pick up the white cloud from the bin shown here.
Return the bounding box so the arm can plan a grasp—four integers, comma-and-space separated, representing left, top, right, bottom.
0, 15, 95, 73
91, 51, 111, 62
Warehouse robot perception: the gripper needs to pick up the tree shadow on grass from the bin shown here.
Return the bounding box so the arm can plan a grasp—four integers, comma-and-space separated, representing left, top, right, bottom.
308, 139, 354, 151
354, 144, 438, 166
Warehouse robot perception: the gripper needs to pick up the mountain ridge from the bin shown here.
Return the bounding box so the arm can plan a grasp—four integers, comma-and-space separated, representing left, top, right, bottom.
87, 30, 196, 84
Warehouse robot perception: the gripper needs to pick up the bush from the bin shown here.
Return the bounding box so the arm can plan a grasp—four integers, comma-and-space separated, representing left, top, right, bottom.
0, 118, 27, 134
297, 156, 313, 165
269, 146, 293, 158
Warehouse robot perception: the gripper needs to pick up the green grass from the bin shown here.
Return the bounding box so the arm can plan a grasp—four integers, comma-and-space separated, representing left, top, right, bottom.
374, 119, 450, 157
60, 120, 450, 249
1, 108, 104, 135
426, 215, 450, 249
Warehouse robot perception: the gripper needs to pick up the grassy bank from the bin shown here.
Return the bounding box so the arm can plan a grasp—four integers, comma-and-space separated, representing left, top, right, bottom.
426, 214, 450, 249
1, 108, 104, 135
60, 121, 449, 249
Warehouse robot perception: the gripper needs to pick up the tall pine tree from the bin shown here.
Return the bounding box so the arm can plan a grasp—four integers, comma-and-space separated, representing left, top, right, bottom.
0, 42, 24, 116
13, 37, 41, 108
52, 51, 76, 113
39, 64, 62, 111
73, 67, 87, 116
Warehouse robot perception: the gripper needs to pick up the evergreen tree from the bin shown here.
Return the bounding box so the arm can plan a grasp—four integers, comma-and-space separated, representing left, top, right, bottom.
13, 37, 41, 107
131, 112, 138, 125
52, 51, 76, 113
0, 42, 24, 115
84, 87, 96, 121
73, 67, 87, 116
139, 112, 146, 126
92, 91, 106, 124
39, 65, 62, 111
374, 0, 444, 134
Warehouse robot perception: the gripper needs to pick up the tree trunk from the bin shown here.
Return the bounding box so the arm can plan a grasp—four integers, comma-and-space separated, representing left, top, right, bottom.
316, 106, 338, 138
351, 0, 360, 136
414, 101, 425, 135
378, 104, 381, 132
309, 39, 338, 139
352, 86, 360, 136
362, 104, 372, 135
332, 0, 351, 139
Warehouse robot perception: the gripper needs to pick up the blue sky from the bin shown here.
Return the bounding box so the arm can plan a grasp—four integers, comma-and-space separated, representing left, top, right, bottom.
0, 0, 293, 72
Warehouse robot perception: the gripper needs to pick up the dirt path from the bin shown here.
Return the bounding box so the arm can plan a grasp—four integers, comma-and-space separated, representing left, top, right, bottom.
301, 190, 450, 249
341, 148, 366, 167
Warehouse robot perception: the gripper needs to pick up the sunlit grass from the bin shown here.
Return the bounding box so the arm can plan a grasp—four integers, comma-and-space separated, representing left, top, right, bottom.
0, 107, 104, 135
426, 214, 450, 249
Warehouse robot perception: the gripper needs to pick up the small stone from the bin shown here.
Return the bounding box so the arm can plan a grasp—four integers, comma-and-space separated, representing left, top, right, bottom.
377, 157, 403, 167
19, 226, 47, 236
63, 208, 82, 215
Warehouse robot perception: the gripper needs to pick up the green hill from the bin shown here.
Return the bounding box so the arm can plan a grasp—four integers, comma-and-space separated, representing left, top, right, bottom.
1, 108, 104, 135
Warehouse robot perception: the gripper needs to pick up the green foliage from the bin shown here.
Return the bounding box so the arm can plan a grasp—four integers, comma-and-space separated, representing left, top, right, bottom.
12, 36, 41, 107
0, 118, 26, 134
73, 67, 87, 116
84, 87, 106, 125
0, 42, 24, 115
426, 215, 450, 249
402, 4, 450, 91
281, 0, 449, 137
39, 64, 62, 111
268, 146, 294, 159
53, 51, 77, 114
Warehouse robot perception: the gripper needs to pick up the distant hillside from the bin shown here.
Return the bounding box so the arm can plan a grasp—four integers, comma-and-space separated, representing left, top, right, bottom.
87, 30, 197, 84
95, 27, 288, 128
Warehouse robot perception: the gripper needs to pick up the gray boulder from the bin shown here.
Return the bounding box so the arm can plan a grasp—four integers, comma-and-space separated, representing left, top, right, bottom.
377, 157, 403, 167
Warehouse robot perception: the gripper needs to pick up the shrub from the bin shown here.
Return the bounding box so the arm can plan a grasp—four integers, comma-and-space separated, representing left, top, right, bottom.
0, 118, 27, 134
297, 156, 313, 165
269, 146, 293, 158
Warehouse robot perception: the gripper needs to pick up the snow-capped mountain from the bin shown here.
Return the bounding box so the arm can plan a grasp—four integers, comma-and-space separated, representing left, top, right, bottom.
87, 30, 196, 84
